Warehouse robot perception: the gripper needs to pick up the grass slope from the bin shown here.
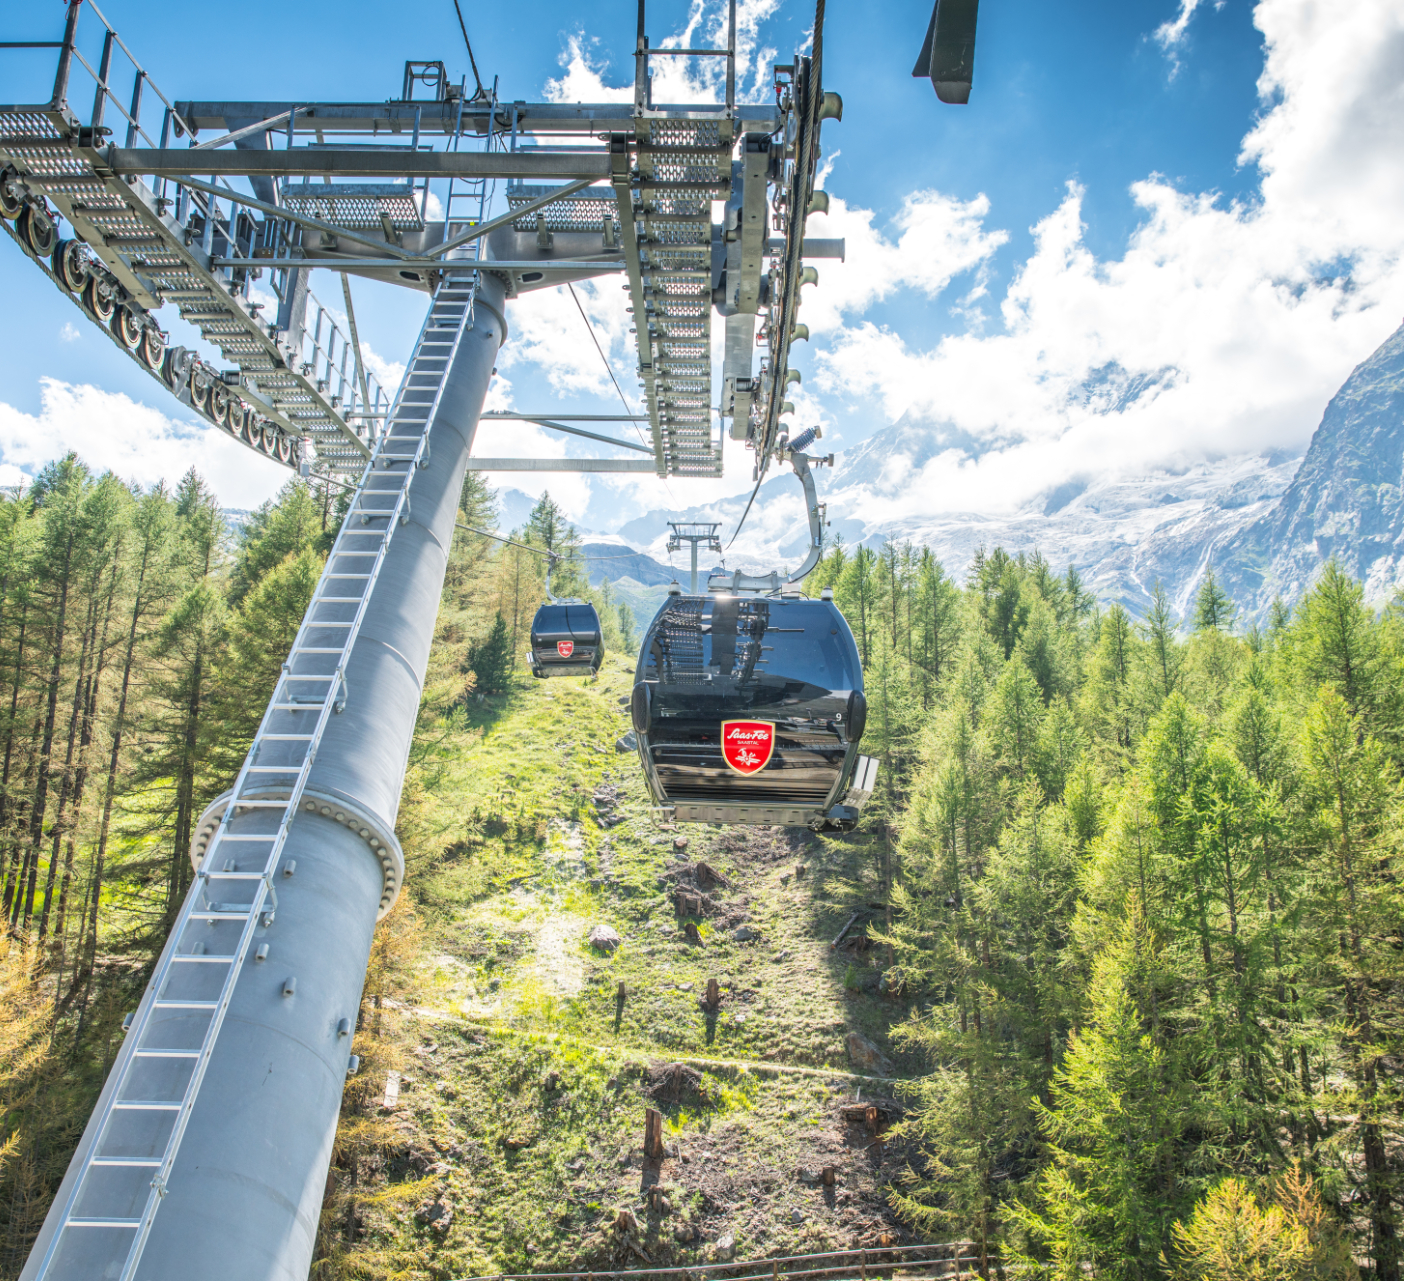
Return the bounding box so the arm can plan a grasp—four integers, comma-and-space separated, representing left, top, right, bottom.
327, 652, 925, 1276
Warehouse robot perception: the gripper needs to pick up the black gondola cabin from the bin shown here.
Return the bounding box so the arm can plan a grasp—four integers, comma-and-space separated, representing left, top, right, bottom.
529, 602, 604, 678
631, 592, 878, 830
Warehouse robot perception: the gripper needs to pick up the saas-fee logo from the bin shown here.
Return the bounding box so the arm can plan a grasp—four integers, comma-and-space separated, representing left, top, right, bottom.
556, 640, 574, 658
721, 720, 775, 775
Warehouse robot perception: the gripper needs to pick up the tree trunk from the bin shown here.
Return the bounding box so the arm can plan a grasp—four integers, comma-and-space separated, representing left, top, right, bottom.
23, 540, 75, 933
38, 592, 96, 946
0, 603, 29, 919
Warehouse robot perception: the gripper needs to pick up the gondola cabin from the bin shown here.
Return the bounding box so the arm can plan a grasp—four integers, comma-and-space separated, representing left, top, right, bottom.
529, 602, 604, 678
631, 592, 879, 830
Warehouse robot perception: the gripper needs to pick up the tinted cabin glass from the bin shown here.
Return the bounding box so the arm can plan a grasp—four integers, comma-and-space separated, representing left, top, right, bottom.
643, 598, 859, 713
531, 605, 600, 646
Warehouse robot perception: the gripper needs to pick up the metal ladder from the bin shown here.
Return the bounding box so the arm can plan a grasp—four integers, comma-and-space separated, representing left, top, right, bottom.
32, 267, 481, 1281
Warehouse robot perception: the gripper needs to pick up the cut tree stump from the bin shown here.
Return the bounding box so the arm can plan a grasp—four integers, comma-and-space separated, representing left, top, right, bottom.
683, 922, 703, 945
644, 1107, 665, 1160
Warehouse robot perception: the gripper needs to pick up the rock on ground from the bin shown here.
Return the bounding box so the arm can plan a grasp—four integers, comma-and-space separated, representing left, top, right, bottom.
587, 923, 622, 951
845, 1030, 894, 1077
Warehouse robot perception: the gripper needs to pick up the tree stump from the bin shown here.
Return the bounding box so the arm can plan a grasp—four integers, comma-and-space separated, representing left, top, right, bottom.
683, 922, 703, 945
615, 1207, 638, 1233
822, 1164, 837, 1186
644, 1107, 665, 1160
704, 977, 721, 1008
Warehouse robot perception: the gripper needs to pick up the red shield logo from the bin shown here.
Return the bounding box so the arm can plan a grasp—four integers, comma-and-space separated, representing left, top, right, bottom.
557, 640, 574, 658
721, 720, 775, 775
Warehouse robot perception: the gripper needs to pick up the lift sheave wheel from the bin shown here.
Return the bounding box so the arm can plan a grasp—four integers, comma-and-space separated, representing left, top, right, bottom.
631, 594, 878, 831
112, 306, 143, 352
140, 325, 165, 372
18, 203, 55, 256
189, 365, 212, 413
0, 169, 20, 220
83, 273, 114, 323
529, 602, 604, 678
52, 238, 87, 292
208, 380, 229, 429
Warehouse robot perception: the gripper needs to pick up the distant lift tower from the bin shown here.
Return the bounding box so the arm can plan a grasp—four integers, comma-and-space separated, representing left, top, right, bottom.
668, 522, 723, 593
0, 1, 839, 1278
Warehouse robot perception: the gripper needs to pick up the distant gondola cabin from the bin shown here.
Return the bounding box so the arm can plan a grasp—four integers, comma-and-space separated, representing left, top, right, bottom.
528, 601, 604, 678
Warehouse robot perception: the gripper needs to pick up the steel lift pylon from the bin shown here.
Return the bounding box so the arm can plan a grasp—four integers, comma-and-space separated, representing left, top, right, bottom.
0, 1, 839, 1277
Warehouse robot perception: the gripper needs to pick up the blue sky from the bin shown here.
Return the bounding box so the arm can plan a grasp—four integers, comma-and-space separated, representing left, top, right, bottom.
1, 0, 1402, 555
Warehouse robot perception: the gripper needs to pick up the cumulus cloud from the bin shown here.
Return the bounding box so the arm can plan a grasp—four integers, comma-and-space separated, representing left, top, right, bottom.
0, 379, 290, 509
809, 0, 1404, 524
59, 322, 81, 343
1154, 0, 1221, 70
544, 0, 780, 106
797, 170, 1008, 335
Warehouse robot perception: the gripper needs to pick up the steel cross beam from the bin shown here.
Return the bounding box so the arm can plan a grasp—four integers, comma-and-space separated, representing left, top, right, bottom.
104, 147, 611, 180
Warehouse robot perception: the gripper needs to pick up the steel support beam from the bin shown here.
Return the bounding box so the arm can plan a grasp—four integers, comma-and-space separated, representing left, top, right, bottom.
464, 458, 657, 472
213, 258, 625, 272
106, 146, 611, 180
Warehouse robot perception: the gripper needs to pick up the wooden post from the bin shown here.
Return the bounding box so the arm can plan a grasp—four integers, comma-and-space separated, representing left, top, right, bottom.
859, 1249, 867, 1280
643, 1107, 664, 1159
821, 1164, 836, 1186
705, 977, 720, 1007
617, 979, 627, 1000
865, 1105, 879, 1133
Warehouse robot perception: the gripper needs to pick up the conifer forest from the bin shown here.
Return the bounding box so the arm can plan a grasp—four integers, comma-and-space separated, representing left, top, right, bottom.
0, 453, 1398, 1281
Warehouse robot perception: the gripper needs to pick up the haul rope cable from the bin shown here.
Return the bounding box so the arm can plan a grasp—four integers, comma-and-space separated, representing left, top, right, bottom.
311, 476, 656, 562
450, 0, 487, 99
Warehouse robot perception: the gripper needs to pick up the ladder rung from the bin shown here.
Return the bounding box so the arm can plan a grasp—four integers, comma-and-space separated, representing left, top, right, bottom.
245, 765, 304, 772
303, 621, 353, 628
153, 1001, 219, 1010
291, 648, 348, 655
113, 1101, 182, 1110
260, 733, 316, 740
204, 871, 265, 879
188, 911, 252, 921
232, 800, 292, 807
171, 955, 235, 964
282, 673, 336, 680
325, 573, 372, 578
207, 834, 278, 841
69, 1218, 141, 1229
314, 597, 365, 603
134, 1050, 200, 1059
90, 1157, 162, 1167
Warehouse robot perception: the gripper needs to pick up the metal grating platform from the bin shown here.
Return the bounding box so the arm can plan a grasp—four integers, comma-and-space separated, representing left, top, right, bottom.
281, 183, 425, 233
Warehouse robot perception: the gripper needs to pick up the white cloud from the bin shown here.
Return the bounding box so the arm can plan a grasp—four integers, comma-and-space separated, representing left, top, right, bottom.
0, 379, 289, 510
544, 0, 780, 107
59, 322, 81, 343
807, 0, 1404, 525
798, 177, 1008, 335
1154, 0, 1215, 66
